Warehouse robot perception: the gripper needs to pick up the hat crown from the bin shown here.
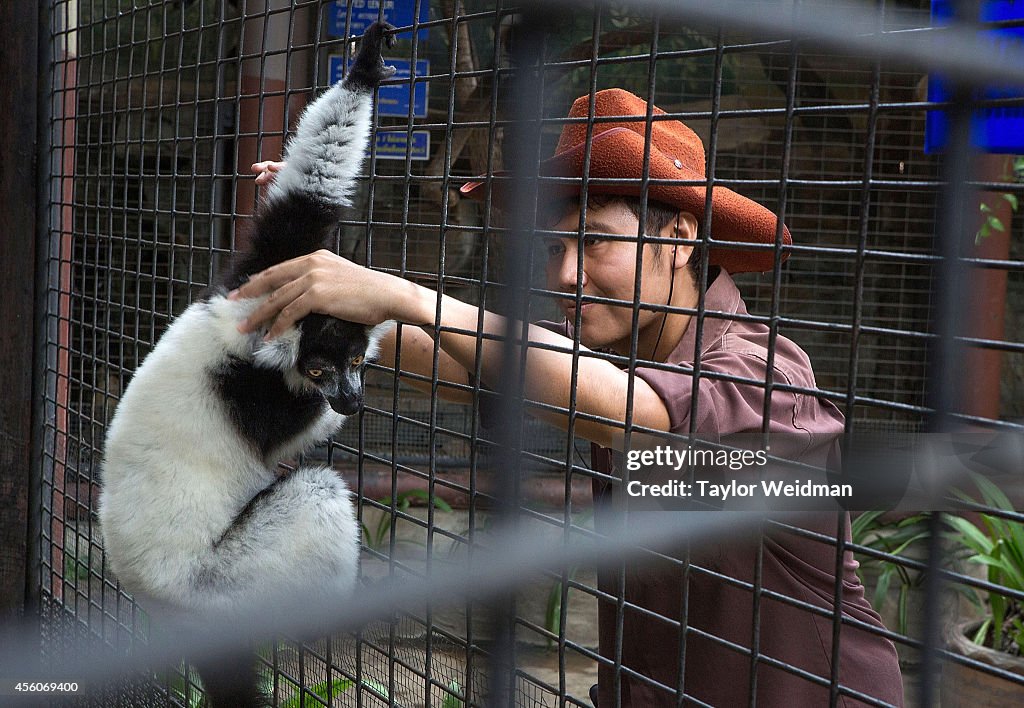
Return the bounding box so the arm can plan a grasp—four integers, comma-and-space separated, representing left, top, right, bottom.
459, 87, 793, 274
555, 89, 706, 175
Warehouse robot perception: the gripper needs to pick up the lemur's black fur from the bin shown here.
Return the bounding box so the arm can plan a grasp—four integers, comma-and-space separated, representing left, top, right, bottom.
213, 357, 324, 458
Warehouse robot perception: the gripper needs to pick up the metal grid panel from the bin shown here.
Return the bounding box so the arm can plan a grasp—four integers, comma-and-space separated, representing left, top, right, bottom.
22, 1, 1024, 707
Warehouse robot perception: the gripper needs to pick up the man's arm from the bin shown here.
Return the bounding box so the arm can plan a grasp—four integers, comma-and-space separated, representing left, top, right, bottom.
231, 250, 670, 448
376, 324, 477, 405
425, 294, 670, 447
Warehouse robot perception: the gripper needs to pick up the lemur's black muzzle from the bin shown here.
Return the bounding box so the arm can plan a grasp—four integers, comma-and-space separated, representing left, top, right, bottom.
327, 392, 362, 416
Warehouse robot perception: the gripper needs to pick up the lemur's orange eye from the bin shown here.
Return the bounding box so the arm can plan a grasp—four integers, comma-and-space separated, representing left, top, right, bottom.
307, 368, 323, 379
350, 355, 365, 368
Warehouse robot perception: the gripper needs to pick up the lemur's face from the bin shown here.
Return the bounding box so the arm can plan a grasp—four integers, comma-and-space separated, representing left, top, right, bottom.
295, 315, 372, 416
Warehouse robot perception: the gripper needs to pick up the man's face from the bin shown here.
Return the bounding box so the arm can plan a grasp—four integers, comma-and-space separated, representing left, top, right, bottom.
543, 199, 677, 356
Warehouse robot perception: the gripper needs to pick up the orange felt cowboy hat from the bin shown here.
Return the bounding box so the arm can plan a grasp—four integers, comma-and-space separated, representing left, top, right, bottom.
459, 88, 791, 274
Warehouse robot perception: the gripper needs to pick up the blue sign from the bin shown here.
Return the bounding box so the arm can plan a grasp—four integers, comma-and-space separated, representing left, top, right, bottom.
328, 1, 429, 40
374, 130, 430, 161
926, 0, 1024, 153
328, 56, 429, 118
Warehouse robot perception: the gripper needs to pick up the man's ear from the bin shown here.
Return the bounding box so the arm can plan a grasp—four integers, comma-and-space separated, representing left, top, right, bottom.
663, 211, 699, 270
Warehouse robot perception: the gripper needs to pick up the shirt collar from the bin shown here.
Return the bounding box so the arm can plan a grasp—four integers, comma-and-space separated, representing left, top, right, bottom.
666, 267, 745, 364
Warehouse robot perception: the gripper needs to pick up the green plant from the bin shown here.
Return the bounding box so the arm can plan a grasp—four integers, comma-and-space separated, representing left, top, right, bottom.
544, 565, 581, 644
542, 511, 594, 642
63, 551, 91, 582
975, 155, 1024, 244
161, 662, 206, 708
850, 511, 931, 635
440, 679, 465, 708
946, 475, 1024, 656
277, 677, 392, 708
278, 677, 353, 708
361, 488, 453, 552
446, 512, 494, 557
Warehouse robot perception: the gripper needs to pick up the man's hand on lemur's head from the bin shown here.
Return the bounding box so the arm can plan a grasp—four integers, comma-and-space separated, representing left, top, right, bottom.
343, 21, 398, 92
230, 249, 433, 340
251, 161, 285, 186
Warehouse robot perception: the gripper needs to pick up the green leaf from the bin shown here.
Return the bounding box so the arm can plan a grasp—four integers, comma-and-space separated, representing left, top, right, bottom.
890, 531, 931, 557
367, 490, 455, 552
399, 489, 430, 502
986, 216, 1006, 232
279, 678, 355, 708
946, 516, 994, 556
992, 546, 1024, 590
972, 618, 991, 646
545, 581, 564, 640
976, 223, 991, 244
1012, 618, 1024, 654
1002, 192, 1019, 211
969, 554, 1024, 589
161, 663, 206, 708
373, 513, 393, 549
397, 488, 454, 513
973, 478, 1024, 585
441, 680, 465, 708
361, 679, 391, 699
850, 511, 886, 543
974, 475, 1016, 520
960, 585, 983, 611
992, 593, 1007, 648
873, 567, 893, 611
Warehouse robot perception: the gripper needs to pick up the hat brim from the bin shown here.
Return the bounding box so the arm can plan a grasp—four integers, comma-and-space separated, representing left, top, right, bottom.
460, 128, 791, 274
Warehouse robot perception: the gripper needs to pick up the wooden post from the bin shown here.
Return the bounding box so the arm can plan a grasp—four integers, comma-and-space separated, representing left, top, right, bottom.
962, 154, 1013, 420
0, 0, 40, 616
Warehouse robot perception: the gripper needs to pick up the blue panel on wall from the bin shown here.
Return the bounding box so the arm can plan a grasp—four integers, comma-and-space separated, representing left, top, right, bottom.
926, 0, 1024, 154
328, 1, 430, 40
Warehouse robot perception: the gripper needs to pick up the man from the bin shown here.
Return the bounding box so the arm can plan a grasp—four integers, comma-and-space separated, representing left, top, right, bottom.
235, 89, 903, 706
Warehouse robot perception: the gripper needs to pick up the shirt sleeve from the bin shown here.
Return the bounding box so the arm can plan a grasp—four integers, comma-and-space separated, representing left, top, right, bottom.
634, 349, 813, 438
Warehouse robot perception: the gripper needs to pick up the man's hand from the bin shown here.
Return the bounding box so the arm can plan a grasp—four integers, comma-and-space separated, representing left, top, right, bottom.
251, 160, 286, 186
230, 249, 432, 338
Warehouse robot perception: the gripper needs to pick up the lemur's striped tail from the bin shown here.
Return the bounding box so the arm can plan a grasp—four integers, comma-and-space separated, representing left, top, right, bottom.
267, 21, 396, 209
263, 83, 375, 209
219, 22, 396, 290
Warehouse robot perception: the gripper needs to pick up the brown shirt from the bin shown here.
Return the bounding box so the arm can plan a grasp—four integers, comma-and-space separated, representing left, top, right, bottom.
546, 268, 903, 707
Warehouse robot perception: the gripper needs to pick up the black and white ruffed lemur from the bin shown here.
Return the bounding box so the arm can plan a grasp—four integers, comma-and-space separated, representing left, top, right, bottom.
98, 22, 397, 708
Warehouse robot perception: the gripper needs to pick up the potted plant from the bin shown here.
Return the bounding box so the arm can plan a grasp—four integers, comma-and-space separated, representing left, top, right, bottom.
942, 475, 1024, 705
851, 511, 931, 643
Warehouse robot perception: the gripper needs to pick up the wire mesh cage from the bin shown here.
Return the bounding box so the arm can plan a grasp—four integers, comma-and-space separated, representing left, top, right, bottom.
10, 0, 1024, 707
